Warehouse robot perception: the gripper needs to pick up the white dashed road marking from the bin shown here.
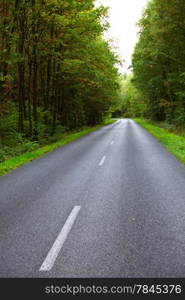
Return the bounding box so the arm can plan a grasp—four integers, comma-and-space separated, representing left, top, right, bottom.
99, 156, 106, 166
40, 206, 81, 272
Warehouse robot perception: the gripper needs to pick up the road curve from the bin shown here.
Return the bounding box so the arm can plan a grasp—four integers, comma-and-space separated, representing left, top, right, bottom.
0, 119, 185, 277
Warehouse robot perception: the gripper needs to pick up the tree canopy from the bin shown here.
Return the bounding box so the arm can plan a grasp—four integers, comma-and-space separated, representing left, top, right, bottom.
132, 0, 185, 126
0, 0, 120, 160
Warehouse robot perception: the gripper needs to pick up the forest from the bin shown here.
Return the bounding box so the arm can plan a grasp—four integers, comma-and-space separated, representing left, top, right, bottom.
0, 0, 120, 162
120, 0, 185, 130
1, 0, 185, 165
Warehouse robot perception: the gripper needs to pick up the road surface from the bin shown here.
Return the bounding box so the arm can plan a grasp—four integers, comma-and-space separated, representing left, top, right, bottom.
0, 119, 185, 277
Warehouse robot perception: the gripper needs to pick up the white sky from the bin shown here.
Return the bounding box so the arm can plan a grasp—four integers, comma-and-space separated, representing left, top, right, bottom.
96, 0, 149, 73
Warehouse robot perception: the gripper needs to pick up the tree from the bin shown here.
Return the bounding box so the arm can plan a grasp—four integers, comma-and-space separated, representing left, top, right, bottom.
132, 0, 185, 126
0, 0, 120, 160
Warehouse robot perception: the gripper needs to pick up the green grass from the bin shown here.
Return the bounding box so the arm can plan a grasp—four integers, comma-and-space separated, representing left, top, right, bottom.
134, 118, 185, 164
0, 119, 116, 176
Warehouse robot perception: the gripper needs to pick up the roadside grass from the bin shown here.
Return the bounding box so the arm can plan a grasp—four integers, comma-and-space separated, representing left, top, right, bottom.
0, 119, 116, 176
134, 118, 185, 164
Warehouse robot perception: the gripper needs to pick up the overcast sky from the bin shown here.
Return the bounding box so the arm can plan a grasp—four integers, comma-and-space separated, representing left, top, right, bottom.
96, 0, 148, 73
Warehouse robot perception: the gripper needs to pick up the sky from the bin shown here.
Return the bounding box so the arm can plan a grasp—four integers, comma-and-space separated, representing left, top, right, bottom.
96, 0, 149, 73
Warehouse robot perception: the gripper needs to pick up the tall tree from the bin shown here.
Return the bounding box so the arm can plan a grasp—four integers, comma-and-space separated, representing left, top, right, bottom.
132, 0, 185, 125
0, 0, 120, 160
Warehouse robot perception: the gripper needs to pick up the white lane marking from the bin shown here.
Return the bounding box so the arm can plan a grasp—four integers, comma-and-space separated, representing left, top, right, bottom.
99, 156, 106, 166
39, 206, 81, 272
110, 141, 114, 145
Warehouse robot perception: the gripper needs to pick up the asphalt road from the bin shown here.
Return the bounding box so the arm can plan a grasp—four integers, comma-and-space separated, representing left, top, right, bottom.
0, 119, 185, 278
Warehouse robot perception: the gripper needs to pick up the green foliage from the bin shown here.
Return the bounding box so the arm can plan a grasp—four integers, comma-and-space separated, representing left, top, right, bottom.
0, 102, 20, 147
0, 0, 120, 163
0, 119, 116, 175
135, 119, 185, 164
115, 75, 146, 118
132, 0, 185, 126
